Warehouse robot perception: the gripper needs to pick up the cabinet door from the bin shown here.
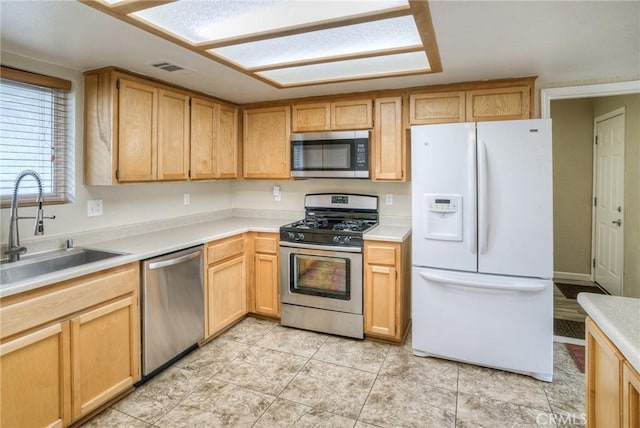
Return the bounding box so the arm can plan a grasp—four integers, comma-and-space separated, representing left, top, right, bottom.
1, 322, 71, 428
623, 362, 640, 428
254, 253, 280, 317
217, 104, 239, 178
208, 255, 247, 335
158, 89, 190, 181
71, 296, 139, 419
190, 97, 217, 179
586, 317, 623, 428
466, 86, 530, 122
243, 106, 291, 179
364, 265, 397, 337
372, 97, 404, 181
118, 78, 158, 182
331, 99, 373, 130
292, 103, 330, 132
409, 91, 465, 124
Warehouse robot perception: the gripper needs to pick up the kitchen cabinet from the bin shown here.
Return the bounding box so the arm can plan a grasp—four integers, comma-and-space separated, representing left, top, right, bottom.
252, 233, 280, 318
465, 86, 531, 122
585, 316, 624, 428
371, 96, 406, 181
158, 89, 190, 180
408, 79, 534, 125
70, 295, 138, 419
292, 99, 372, 131
409, 91, 466, 124
84, 67, 239, 184
205, 235, 247, 337
190, 97, 239, 179
1, 321, 71, 427
243, 106, 291, 179
0, 263, 139, 427
363, 238, 411, 342
623, 361, 640, 428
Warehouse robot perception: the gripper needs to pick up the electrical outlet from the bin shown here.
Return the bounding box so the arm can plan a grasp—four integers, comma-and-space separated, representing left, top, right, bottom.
273, 185, 281, 201
184, 193, 190, 205
385, 194, 394, 205
87, 199, 103, 217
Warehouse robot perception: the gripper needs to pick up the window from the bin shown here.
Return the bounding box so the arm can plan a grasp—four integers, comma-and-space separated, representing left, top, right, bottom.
0, 66, 74, 208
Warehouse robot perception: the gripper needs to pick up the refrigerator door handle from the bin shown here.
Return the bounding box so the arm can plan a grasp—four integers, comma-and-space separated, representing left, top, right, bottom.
418, 271, 546, 292
468, 137, 477, 254
478, 139, 489, 254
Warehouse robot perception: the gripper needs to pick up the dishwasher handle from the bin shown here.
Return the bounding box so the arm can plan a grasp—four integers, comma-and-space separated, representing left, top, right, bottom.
148, 250, 202, 270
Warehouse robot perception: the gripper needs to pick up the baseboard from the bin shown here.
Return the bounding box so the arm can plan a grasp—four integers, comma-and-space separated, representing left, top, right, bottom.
553, 271, 592, 284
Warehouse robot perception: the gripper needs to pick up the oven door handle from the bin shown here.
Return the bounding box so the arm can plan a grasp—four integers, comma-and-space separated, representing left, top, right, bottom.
279, 241, 362, 253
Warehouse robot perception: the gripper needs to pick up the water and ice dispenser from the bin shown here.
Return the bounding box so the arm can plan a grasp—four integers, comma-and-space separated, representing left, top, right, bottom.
423, 194, 462, 241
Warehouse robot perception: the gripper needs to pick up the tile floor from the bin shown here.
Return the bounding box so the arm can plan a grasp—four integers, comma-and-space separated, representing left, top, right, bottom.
83, 317, 586, 427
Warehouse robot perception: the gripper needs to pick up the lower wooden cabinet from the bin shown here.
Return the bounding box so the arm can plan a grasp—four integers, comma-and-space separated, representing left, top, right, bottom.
363, 238, 411, 342
253, 233, 280, 318
207, 255, 247, 335
205, 235, 248, 337
71, 296, 138, 419
623, 361, 640, 428
0, 263, 139, 428
585, 316, 640, 428
1, 321, 71, 427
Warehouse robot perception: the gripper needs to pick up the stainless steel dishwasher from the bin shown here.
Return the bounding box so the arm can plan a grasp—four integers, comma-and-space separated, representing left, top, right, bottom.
141, 245, 204, 378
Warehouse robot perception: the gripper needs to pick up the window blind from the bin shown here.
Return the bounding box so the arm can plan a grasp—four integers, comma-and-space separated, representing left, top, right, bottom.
0, 74, 74, 207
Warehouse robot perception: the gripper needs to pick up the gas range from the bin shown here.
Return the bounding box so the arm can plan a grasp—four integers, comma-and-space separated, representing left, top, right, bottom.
279, 193, 379, 248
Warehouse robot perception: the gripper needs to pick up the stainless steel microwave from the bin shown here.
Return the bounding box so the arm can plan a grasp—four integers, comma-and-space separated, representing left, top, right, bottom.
290, 131, 369, 179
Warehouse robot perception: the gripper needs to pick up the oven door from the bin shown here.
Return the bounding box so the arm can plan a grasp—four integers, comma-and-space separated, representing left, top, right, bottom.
280, 242, 362, 314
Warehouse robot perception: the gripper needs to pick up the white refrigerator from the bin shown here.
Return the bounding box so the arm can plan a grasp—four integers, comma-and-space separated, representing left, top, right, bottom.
411, 119, 553, 382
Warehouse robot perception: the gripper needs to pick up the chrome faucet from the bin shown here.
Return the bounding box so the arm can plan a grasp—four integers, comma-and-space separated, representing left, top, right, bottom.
5, 170, 56, 262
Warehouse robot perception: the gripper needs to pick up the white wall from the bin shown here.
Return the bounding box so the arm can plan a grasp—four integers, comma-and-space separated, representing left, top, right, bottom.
232, 180, 411, 221
0, 52, 233, 245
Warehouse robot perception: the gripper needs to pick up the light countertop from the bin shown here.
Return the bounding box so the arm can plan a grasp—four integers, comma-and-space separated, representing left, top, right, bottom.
578, 293, 640, 374
1, 216, 411, 298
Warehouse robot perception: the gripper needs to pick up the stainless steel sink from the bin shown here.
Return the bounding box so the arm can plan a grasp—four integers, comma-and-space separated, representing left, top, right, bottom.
0, 248, 125, 285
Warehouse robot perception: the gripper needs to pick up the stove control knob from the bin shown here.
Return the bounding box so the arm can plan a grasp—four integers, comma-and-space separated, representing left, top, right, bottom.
333, 236, 340, 243
287, 232, 296, 239
344, 236, 351, 245
297, 232, 305, 240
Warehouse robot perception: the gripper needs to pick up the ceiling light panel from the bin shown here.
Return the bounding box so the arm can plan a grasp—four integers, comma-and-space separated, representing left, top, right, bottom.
258, 51, 430, 86
208, 15, 421, 69
131, 0, 410, 44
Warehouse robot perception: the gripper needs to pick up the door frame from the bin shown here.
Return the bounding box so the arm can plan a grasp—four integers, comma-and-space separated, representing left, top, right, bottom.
591, 107, 625, 288
541, 81, 639, 283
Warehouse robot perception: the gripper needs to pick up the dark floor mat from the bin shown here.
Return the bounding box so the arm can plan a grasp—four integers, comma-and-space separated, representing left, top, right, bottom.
555, 283, 605, 299
566, 343, 586, 373
554, 318, 585, 339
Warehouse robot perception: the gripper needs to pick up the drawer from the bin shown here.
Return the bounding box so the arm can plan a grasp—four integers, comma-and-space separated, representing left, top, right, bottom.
366, 244, 398, 266
254, 235, 278, 254
207, 236, 245, 264
0, 263, 138, 340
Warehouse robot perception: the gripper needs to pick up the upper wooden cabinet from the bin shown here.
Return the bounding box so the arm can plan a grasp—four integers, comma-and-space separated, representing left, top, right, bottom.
190, 97, 239, 180
408, 78, 535, 125
466, 86, 530, 122
372, 97, 405, 181
409, 91, 466, 124
158, 89, 190, 181
292, 99, 372, 132
243, 106, 291, 179
84, 67, 239, 185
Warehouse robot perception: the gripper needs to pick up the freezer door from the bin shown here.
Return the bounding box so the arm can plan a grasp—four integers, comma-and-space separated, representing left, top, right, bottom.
477, 119, 553, 278
411, 123, 477, 271
411, 267, 553, 381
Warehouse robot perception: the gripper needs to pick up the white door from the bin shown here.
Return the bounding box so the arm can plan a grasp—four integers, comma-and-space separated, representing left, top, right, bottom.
593, 108, 625, 296
411, 123, 477, 271
476, 119, 553, 279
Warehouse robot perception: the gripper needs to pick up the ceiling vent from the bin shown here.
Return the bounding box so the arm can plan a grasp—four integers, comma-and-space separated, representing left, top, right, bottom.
151, 61, 185, 72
